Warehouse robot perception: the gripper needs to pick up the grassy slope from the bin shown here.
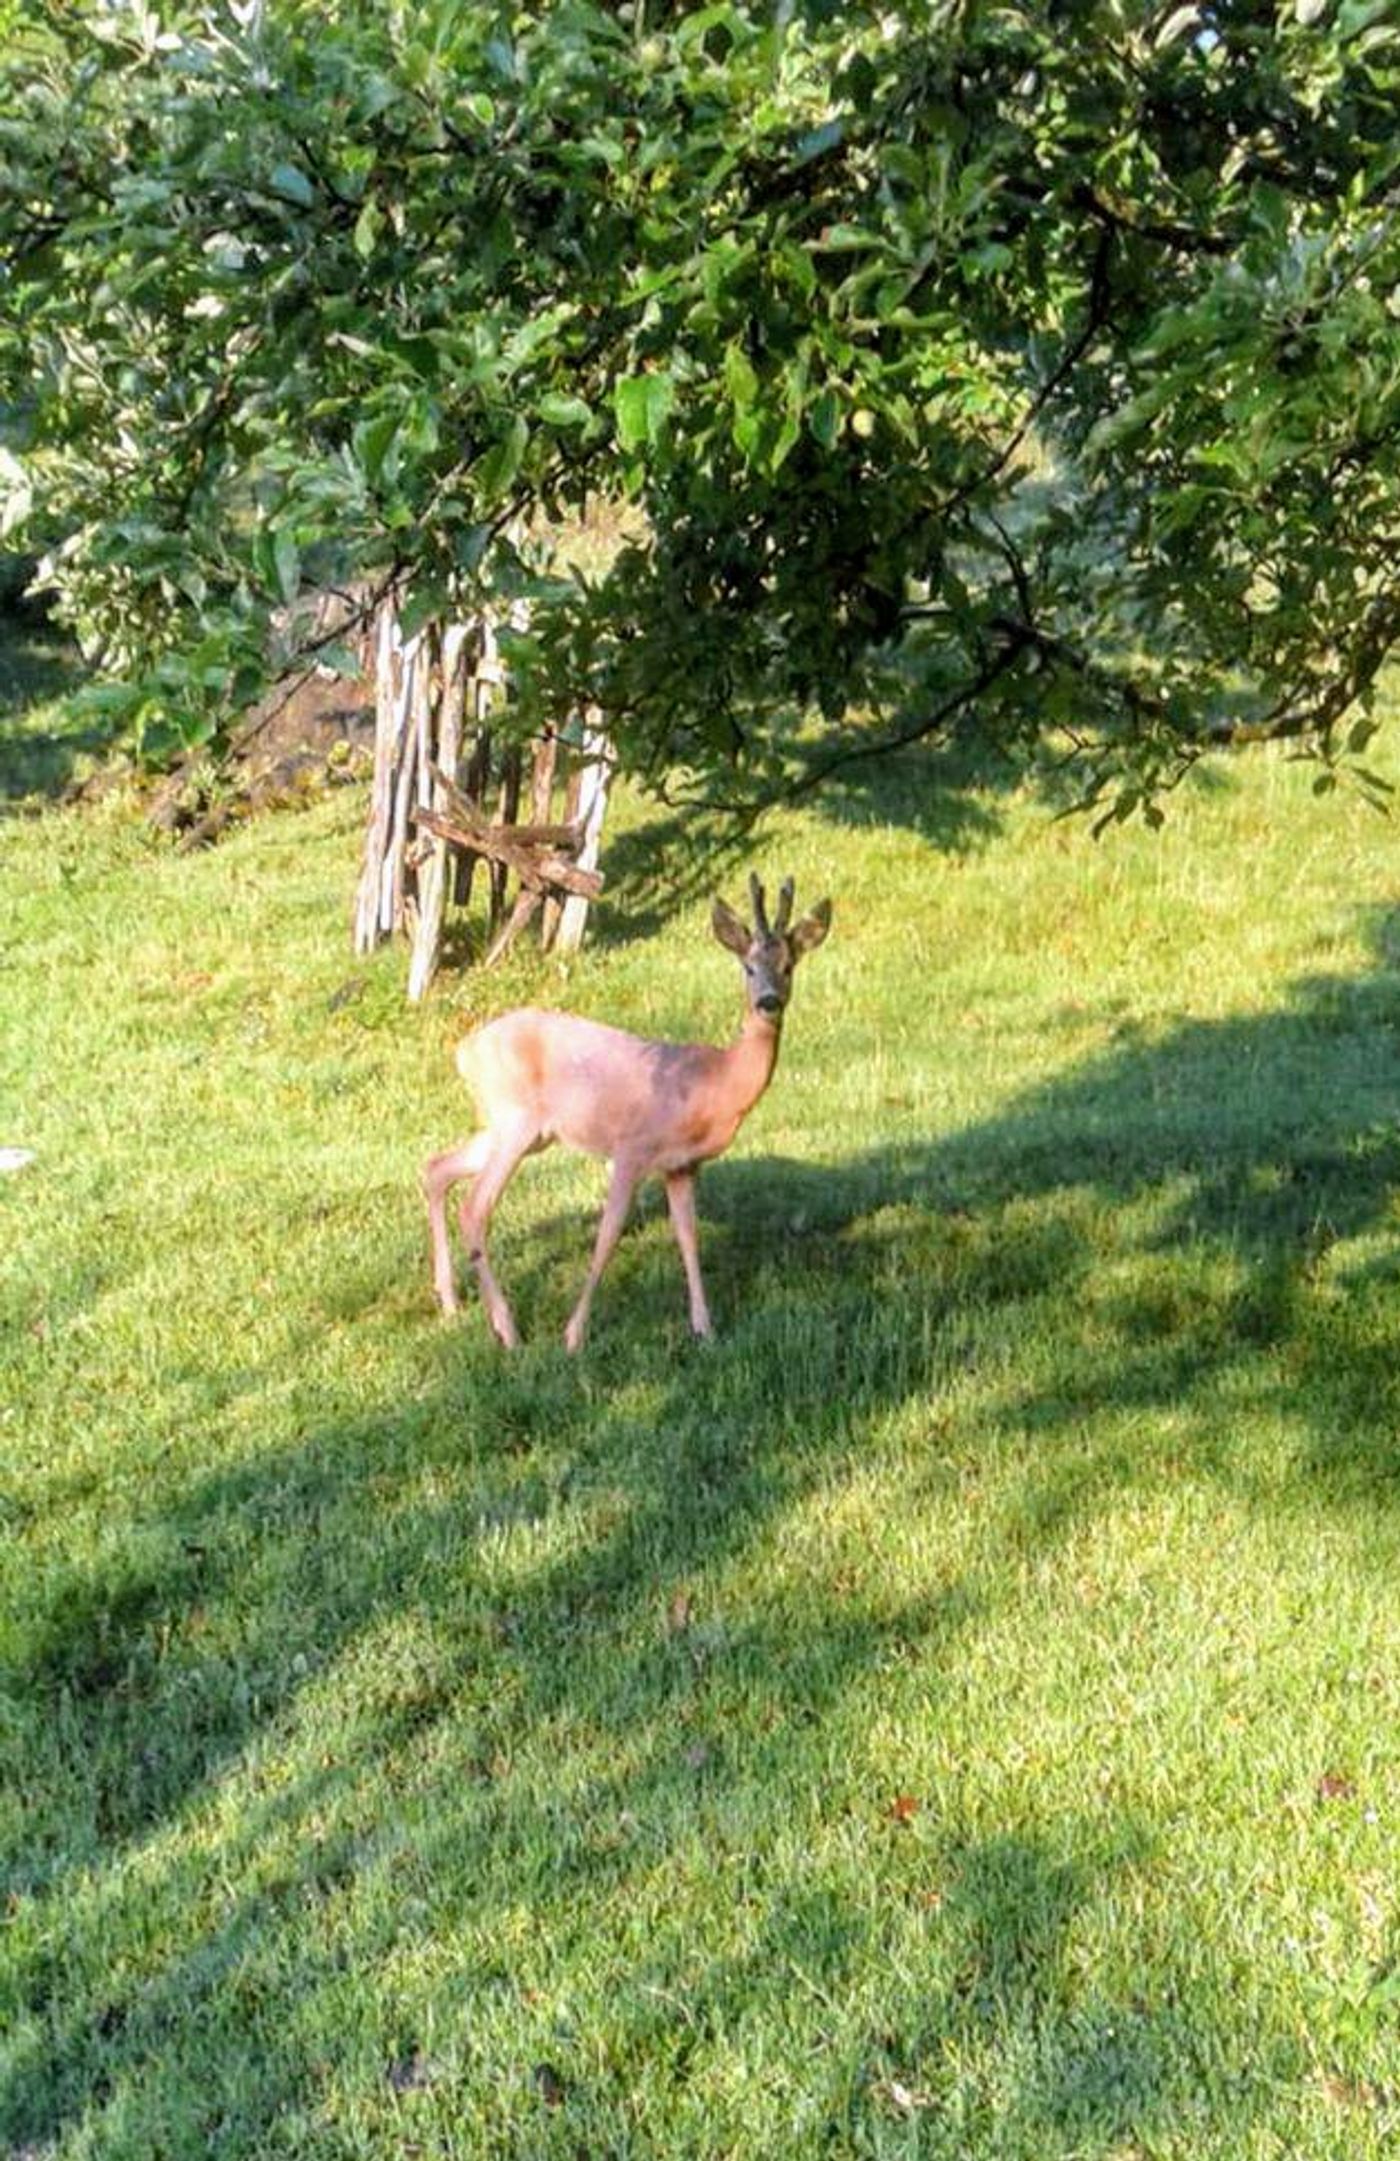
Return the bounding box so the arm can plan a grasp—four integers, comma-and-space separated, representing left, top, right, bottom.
1, 735, 1398, 2159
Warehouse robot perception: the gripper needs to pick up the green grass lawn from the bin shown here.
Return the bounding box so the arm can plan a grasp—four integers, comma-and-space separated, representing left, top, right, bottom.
1, 714, 1398, 2157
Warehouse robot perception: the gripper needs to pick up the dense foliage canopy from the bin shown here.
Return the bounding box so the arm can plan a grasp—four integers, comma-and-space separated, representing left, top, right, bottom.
2, 1, 1398, 818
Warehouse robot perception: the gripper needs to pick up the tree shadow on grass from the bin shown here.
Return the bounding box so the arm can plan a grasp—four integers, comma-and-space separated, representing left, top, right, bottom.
548, 1817, 1237, 2154
0, 608, 98, 803
805, 732, 1022, 849
500, 904, 1399, 1518
593, 735, 1019, 950
595, 729, 1143, 951
592, 802, 754, 948
3, 916, 1398, 2152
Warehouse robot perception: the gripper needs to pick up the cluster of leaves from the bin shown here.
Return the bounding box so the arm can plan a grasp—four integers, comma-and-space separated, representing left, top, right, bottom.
1, 0, 1398, 812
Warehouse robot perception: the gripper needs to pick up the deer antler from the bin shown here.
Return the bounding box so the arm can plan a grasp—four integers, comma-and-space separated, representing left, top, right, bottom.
773, 877, 795, 933
748, 872, 770, 936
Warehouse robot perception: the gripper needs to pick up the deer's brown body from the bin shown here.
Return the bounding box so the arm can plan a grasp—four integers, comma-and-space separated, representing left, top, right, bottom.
423, 874, 831, 1350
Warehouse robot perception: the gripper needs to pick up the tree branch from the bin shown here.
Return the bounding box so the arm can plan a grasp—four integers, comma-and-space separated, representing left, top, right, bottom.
779, 636, 1030, 806
1209, 587, 1400, 749
936, 222, 1114, 525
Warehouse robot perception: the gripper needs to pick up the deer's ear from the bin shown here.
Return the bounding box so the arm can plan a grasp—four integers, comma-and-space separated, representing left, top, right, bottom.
712, 897, 752, 956
791, 898, 832, 956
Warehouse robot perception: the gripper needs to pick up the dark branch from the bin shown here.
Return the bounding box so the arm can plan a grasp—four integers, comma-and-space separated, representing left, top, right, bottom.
780, 635, 1030, 806
936, 222, 1114, 526
1209, 587, 1400, 749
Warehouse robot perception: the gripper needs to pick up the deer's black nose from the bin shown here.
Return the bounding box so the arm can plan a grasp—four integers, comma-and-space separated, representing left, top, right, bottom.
756, 992, 782, 1016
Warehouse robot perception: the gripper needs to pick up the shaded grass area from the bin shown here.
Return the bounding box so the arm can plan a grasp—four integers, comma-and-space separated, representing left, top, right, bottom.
0, 608, 98, 803
596, 737, 1016, 946
1, 743, 1399, 2158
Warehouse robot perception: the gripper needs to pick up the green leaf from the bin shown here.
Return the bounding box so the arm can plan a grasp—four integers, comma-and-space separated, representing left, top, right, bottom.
724, 343, 759, 414
453, 523, 493, 574
808, 389, 841, 449
477, 414, 529, 497
269, 163, 314, 209
538, 393, 593, 428
614, 373, 674, 451
353, 412, 398, 486
675, 5, 744, 49
793, 118, 844, 166
813, 224, 882, 253
733, 406, 763, 461
700, 239, 749, 303
1155, 5, 1200, 45
776, 244, 817, 300
398, 579, 452, 639
353, 198, 381, 259
273, 528, 300, 604
966, 242, 1013, 279
768, 413, 801, 472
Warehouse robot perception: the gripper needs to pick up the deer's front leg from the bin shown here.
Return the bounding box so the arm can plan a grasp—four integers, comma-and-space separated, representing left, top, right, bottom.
664, 1169, 713, 1339
564, 1157, 640, 1354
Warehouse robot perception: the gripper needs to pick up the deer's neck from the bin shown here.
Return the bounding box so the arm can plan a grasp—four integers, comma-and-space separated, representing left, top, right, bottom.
717, 1012, 782, 1126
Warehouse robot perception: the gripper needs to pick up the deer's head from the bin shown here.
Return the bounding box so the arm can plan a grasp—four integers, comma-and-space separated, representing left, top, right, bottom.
711, 874, 832, 1022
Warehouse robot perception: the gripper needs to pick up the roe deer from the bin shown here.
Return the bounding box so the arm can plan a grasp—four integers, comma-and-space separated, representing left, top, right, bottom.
423, 874, 831, 1350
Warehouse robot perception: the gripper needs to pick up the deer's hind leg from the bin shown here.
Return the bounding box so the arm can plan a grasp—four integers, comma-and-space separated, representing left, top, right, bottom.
423, 1133, 493, 1316
457, 1117, 545, 1349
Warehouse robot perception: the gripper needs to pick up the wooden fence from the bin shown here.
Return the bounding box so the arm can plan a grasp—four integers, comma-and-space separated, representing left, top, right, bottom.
351, 603, 610, 1001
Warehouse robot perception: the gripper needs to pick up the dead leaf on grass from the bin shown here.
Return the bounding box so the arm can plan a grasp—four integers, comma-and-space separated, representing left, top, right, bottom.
875, 2076, 933, 2116
1315, 2070, 1385, 2111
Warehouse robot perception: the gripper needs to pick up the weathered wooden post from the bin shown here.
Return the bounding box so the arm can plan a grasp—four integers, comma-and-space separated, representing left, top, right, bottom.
553, 713, 611, 956
406, 622, 469, 1003
354, 602, 418, 955
354, 593, 611, 992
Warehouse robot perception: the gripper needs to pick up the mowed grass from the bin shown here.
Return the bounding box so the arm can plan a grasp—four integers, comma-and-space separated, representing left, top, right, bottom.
1, 717, 1398, 2158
